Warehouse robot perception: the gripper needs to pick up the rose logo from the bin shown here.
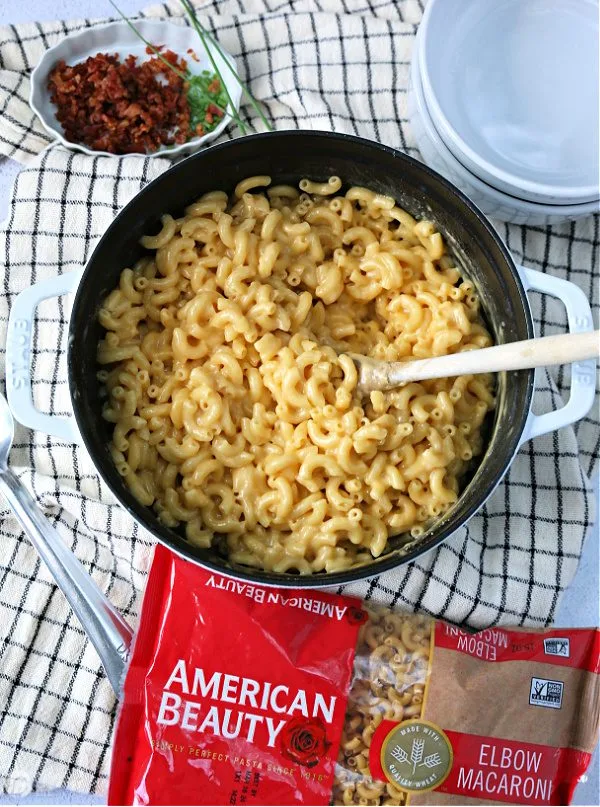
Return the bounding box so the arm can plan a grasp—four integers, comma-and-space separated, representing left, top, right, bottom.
279, 717, 330, 768
346, 606, 368, 626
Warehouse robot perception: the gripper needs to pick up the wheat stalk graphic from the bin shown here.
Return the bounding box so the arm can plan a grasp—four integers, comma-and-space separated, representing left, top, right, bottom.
392, 746, 409, 764
421, 753, 442, 769
411, 739, 424, 774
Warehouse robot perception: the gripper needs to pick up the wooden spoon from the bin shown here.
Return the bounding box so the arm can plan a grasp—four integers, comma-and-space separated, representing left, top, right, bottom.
352, 330, 600, 394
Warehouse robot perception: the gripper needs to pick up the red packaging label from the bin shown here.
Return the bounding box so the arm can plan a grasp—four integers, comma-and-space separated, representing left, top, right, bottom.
434, 623, 600, 673
438, 732, 592, 805
108, 546, 363, 806
369, 725, 592, 805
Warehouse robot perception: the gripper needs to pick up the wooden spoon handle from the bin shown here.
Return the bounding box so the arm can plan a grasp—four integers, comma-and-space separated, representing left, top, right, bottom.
383, 330, 600, 387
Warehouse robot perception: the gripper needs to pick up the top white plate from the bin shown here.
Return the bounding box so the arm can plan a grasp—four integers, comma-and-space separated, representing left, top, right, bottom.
419, 0, 599, 204
30, 20, 242, 158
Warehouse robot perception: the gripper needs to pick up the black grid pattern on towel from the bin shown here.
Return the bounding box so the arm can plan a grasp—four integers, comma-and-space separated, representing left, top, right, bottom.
0, 0, 598, 796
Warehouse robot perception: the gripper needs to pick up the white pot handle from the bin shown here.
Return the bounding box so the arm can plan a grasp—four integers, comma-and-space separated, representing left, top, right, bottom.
517, 265, 597, 446
6, 271, 83, 444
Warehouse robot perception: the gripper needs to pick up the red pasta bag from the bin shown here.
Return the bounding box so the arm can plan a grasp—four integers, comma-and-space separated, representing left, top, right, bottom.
109, 546, 600, 805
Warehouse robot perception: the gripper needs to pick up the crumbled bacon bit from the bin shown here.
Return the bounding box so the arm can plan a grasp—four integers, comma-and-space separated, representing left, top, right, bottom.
207, 103, 223, 117
195, 123, 205, 136
207, 78, 220, 93
47, 50, 191, 154
205, 111, 213, 124
186, 47, 200, 62
145, 44, 164, 54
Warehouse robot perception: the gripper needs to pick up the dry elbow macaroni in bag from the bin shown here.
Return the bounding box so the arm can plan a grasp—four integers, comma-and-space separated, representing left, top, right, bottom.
109, 547, 600, 806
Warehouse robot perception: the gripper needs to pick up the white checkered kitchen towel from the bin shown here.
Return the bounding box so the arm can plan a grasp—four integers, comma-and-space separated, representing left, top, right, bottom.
0, 0, 598, 796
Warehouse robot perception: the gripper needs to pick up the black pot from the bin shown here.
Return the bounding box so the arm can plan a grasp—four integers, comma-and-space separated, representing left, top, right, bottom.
68, 131, 533, 587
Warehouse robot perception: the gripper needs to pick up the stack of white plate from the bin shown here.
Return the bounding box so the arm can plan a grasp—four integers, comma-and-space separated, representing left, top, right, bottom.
409, 0, 599, 225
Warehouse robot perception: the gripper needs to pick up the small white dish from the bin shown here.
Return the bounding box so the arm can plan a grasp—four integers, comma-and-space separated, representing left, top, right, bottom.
409, 36, 600, 226
419, 0, 600, 205
30, 20, 241, 158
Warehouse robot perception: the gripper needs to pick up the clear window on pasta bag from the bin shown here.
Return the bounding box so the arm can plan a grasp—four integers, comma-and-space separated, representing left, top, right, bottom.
109, 546, 600, 806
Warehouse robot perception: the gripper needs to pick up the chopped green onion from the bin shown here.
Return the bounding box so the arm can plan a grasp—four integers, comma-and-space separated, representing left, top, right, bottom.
187, 71, 228, 134
178, 0, 247, 135
178, 0, 273, 132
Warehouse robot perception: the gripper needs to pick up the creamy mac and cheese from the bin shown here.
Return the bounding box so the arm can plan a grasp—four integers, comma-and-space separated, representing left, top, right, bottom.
97, 176, 495, 573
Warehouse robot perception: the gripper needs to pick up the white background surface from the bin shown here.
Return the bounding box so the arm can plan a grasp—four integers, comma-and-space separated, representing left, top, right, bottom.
0, 0, 598, 804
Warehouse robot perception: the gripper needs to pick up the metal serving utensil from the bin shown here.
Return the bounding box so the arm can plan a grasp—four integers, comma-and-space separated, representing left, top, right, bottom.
0, 393, 132, 693
352, 330, 600, 395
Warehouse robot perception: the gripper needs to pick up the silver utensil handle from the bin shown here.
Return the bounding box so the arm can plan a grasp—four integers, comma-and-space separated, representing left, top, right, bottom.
0, 468, 132, 693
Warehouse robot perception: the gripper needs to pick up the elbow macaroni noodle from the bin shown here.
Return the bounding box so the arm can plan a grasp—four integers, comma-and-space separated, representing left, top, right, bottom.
98, 176, 495, 573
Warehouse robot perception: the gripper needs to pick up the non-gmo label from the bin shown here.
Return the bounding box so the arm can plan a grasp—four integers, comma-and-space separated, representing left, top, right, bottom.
543, 638, 570, 658
529, 677, 564, 709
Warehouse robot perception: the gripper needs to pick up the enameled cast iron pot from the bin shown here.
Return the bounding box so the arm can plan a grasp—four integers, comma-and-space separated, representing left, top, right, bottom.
6, 131, 595, 588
